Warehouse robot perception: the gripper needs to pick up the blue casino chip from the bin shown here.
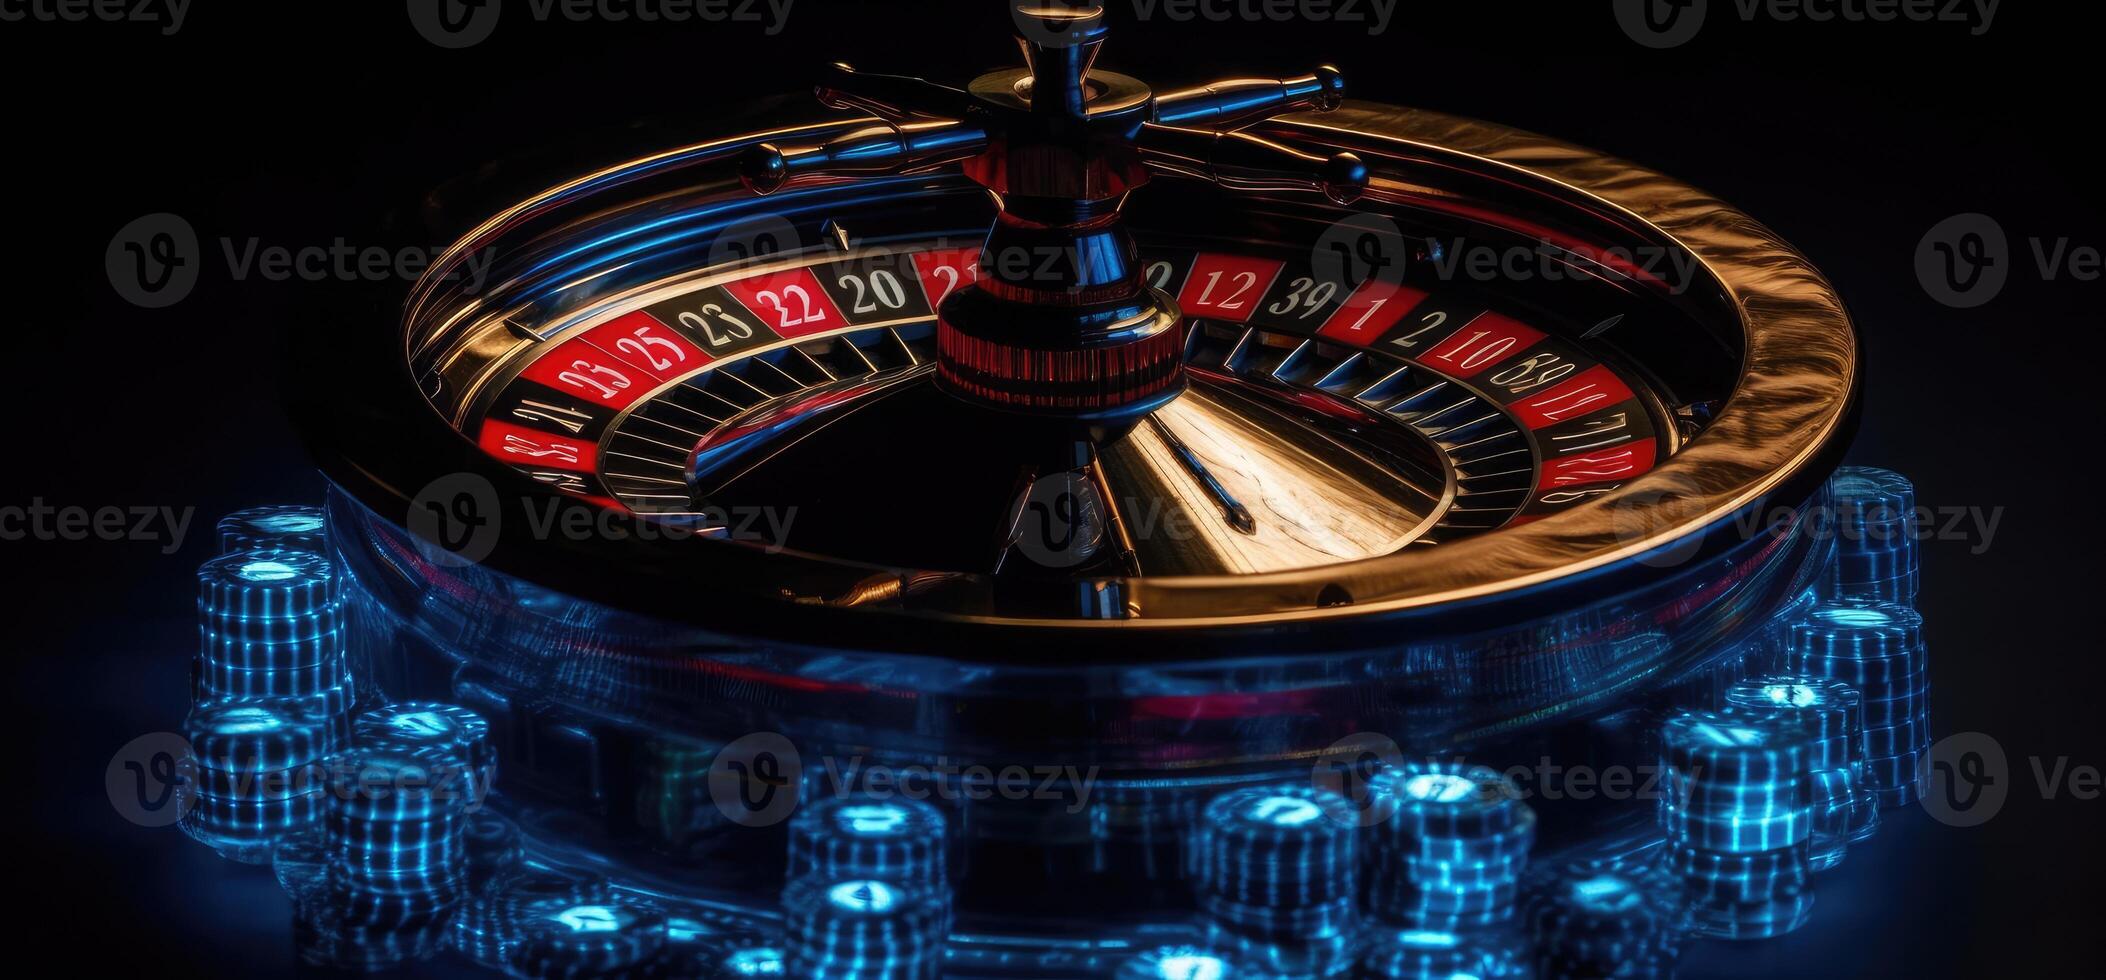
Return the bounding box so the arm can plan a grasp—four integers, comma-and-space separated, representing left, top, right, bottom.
512, 897, 669, 979
1825, 467, 1920, 603
218, 505, 327, 554
1371, 763, 1529, 840
354, 701, 496, 794
788, 796, 949, 889
1524, 857, 1683, 975
198, 550, 338, 621
323, 744, 477, 822
1725, 676, 1862, 767
783, 878, 946, 979
188, 698, 329, 773
1358, 927, 1497, 979
1660, 710, 1817, 782
1196, 784, 1359, 909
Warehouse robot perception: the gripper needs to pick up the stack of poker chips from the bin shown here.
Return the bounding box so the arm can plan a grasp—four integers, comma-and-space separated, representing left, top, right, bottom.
783, 877, 948, 979
1726, 675, 1874, 867
1523, 857, 1684, 979
1660, 709, 1817, 939
1193, 784, 1359, 978
323, 744, 475, 932
1115, 944, 1244, 979
1787, 601, 1932, 808
511, 896, 669, 978
788, 796, 949, 891
217, 504, 327, 553
353, 701, 496, 803
1824, 468, 1919, 604
1365, 762, 1536, 931
195, 549, 353, 748
181, 698, 329, 863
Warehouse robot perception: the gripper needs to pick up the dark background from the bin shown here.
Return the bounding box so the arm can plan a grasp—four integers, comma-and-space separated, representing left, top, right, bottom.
5, 0, 2099, 975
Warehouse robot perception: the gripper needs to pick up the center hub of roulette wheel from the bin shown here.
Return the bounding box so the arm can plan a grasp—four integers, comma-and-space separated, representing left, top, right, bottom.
171, 2, 1916, 975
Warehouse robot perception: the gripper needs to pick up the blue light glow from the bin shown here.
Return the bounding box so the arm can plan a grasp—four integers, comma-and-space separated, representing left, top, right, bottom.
827, 880, 899, 913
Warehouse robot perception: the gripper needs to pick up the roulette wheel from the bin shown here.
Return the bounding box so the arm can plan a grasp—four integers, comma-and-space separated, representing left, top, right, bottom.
168, 3, 1912, 976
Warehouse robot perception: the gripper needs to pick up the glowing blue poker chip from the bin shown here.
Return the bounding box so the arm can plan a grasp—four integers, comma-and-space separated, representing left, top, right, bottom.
783, 878, 946, 979
1196, 784, 1359, 909
1788, 601, 1922, 664
219, 505, 327, 554
1524, 858, 1683, 975
788, 796, 948, 889
199, 549, 337, 620
715, 942, 788, 977
354, 702, 495, 794
1358, 927, 1495, 979
1661, 710, 1816, 782
1116, 944, 1241, 980
1660, 801, 1810, 853
513, 897, 669, 979
1725, 676, 1861, 769
1371, 763, 1529, 840
323, 745, 476, 822
188, 698, 329, 773
1826, 467, 1919, 603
